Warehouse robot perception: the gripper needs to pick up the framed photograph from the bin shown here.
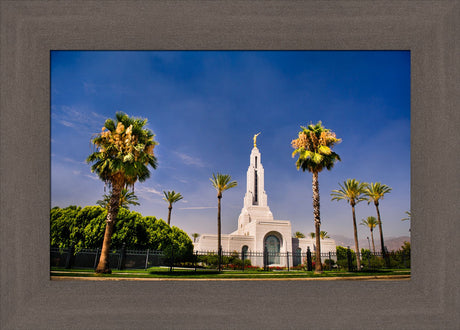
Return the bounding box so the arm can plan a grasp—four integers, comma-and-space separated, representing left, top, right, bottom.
1, 1, 458, 328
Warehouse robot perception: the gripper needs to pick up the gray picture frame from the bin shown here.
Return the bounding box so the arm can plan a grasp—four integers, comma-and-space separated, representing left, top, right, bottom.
1, 1, 458, 329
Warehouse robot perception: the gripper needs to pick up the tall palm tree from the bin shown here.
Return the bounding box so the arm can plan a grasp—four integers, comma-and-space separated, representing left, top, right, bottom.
192, 233, 200, 243
291, 121, 341, 273
162, 190, 183, 225
319, 231, 330, 239
331, 179, 367, 270
210, 173, 237, 272
96, 187, 140, 210
309, 232, 316, 239
401, 211, 411, 222
294, 231, 305, 238
401, 211, 411, 232
364, 182, 392, 265
87, 112, 158, 273
360, 216, 379, 254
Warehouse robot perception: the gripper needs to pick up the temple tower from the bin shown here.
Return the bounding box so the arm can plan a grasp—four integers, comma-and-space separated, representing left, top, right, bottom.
237, 134, 274, 233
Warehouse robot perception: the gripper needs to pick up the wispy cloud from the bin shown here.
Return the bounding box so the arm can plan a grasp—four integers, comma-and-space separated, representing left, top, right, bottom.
52, 105, 106, 133
83, 173, 99, 181
136, 186, 164, 198
173, 152, 206, 167
179, 206, 217, 210
63, 157, 86, 165
60, 120, 74, 127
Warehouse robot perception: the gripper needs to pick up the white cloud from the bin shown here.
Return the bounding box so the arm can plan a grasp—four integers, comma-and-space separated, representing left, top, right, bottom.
173, 152, 206, 167
60, 120, 74, 127
136, 186, 164, 201
179, 206, 217, 210
84, 174, 99, 181
53, 105, 106, 133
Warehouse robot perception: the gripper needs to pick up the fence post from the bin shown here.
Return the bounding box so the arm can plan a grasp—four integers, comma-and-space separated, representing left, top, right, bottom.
170, 246, 174, 272
65, 243, 75, 269
263, 247, 267, 271
287, 251, 290, 271
145, 248, 150, 270
306, 247, 312, 271
195, 250, 198, 272
118, 242, 126, 270
93, 248, 99, 269
347, 246, 353, 271
328, 251, 332, 270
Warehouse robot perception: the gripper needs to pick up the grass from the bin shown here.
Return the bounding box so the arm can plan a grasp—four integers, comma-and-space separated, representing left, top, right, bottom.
50, 267, 410, 279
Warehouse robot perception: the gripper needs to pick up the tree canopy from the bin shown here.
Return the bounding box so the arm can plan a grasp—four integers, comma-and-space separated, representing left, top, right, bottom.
50, 205, 193, 260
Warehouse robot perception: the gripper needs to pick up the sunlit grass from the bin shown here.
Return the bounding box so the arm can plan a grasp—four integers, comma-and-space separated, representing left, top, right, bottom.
51, 267, 410, 279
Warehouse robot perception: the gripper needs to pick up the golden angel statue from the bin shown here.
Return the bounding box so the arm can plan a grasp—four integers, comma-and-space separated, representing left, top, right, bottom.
253, 132, 261, 147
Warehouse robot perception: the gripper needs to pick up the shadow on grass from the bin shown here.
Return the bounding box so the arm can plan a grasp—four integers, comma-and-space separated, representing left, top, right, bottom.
148, 269, 221, 276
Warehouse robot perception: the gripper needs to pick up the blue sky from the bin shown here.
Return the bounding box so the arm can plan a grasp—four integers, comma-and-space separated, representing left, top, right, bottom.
51, 50, 410, 240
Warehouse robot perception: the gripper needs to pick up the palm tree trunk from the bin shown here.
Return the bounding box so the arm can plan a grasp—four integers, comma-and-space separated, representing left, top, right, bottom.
370, 229, 376, 254
375, 204, 389, 267
217, 194, 222, 272
312, 171, 322, 273
96, 183, 122, 273
351, 205, 361, 270
167, 206, 172, 225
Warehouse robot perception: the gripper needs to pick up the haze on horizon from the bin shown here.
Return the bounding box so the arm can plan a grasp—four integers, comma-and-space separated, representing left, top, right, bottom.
51, 50, 411, 242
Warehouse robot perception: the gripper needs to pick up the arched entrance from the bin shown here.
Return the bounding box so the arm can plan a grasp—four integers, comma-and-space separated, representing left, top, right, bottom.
264, 234, 280, 265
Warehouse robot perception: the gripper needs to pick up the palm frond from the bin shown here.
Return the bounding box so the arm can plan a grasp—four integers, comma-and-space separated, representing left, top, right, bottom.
291, 121, 341, 174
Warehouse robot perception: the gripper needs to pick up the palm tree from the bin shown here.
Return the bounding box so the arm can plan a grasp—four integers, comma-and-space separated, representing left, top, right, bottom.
192, 233, 200, 243
291, 121, 341, 273
210, 173, 237, 272
87, 112, 158, 273
364, 182, 392, 265
294, 231, 305, 238
331, 179, 367, 270
162, 190, 183, 225
401, 211, 411, 232
309, 232, 316, 239
96, 187, 140, 210
360, 216, 379, 254
319, 231, 330, 239
401, 211, 411, 222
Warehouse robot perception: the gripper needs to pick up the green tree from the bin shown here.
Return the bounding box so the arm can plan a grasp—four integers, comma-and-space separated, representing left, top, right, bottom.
360, 216, 379, 254
364, 182, 392, 265
294, 231, 305, 238
210, 173, 237, 271
86, 112, 158, 273
331, 179, 367, 271
319, 231, 330, 239
309, 232, 315, 239
192, 233, 200, 243
162, 190, 183, 225
50, 205, 193, 259
96, 187, 140, 210
291, 121, 341, 273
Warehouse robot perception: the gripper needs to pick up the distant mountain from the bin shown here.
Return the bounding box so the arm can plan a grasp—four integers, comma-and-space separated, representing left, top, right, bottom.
331, 234, 410, 252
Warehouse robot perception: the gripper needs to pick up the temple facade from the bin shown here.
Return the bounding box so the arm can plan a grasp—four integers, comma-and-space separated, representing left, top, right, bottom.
194, 135, 336, 267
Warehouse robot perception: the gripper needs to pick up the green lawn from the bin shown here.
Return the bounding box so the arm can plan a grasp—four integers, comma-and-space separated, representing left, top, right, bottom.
50, 267, 410, 279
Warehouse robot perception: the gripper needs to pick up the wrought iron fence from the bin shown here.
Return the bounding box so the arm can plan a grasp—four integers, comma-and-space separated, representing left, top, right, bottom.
50, 246, 166, 270
51, 246, 410, 272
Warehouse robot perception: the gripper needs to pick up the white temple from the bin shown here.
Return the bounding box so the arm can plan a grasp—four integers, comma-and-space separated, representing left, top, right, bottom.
194, 134, 336, 267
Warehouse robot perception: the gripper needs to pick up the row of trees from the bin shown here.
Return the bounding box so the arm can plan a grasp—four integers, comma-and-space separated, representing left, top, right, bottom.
294, 231, 330, 239
50, 205, 194, 260
291, 122, 395, 272
85, 112, 239, 273
82, 113, 400, 274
